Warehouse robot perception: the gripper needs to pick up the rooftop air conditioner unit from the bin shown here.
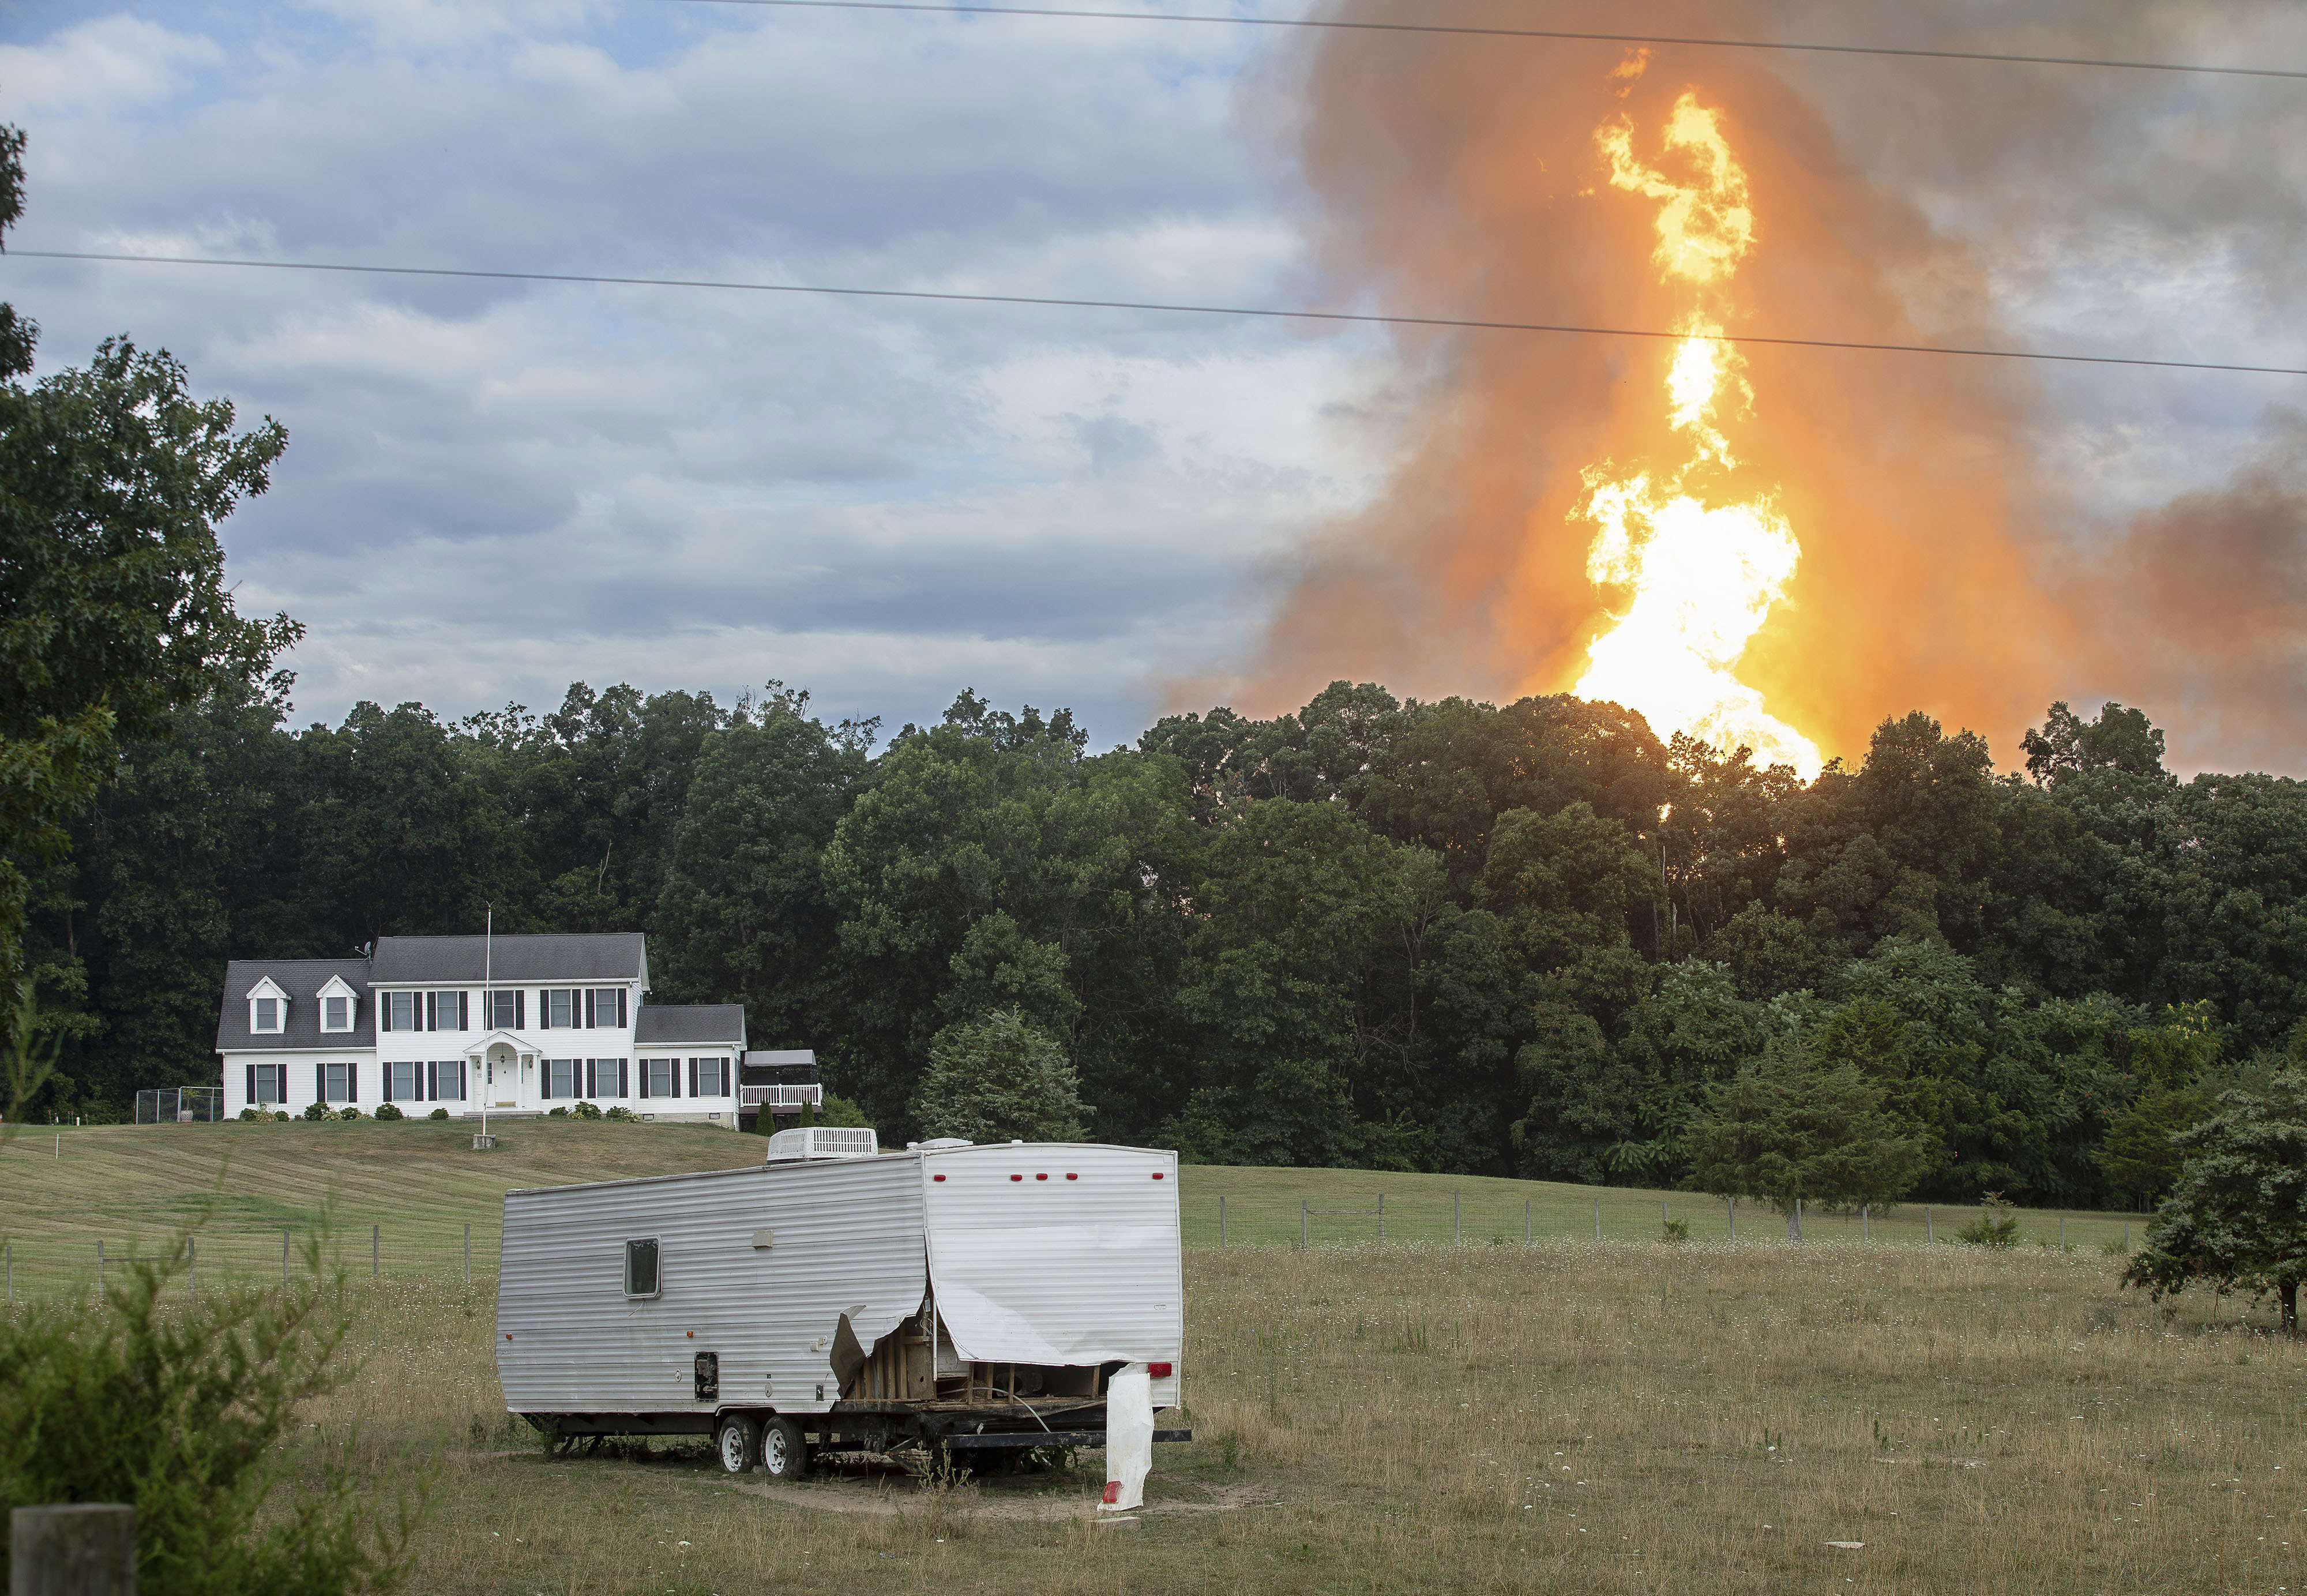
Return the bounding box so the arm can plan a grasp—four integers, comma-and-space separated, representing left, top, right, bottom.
764, 1126, 879, 1164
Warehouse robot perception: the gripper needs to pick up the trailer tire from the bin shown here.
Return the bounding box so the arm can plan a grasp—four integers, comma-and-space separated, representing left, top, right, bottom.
714, 1413, 759, 1475
761, 1417, 810, 1481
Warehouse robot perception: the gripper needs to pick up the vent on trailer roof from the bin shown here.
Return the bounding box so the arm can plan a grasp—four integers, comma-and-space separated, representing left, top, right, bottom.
763, 1126, 879, 1163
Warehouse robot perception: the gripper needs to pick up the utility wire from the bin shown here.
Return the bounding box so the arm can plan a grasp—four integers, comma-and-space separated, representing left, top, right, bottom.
14, 248, 2305, 377
665, 0, 2307, 83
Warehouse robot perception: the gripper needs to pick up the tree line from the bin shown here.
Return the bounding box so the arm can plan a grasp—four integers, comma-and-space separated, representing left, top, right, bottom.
12, 663, 2304, 1210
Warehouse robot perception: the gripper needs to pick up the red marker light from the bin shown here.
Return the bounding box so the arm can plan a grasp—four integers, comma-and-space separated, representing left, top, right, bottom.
1152, 1172, 1164, 1180
1065, 1173, 1078, 1180
1148, 1362, 1174, 1378
932, 1174, 945, 1181
1010, 1174, 1023, 1182
1036, 1173, 1049, 1181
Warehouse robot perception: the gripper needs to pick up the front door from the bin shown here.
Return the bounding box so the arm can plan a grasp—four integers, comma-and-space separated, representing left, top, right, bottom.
487, 1044, 518, 1109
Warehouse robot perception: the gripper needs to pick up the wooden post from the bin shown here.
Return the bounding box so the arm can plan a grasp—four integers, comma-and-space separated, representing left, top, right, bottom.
1453, 1191, 1461, 1248
1300, 1199, 1307, 1250
2059, 1216, 2065, 1250
1377, 1192, 1385, 1243
1662, 1200, 1669, 1229
1862, 1204, 1869, 1241
1219, 1196, 1226, 1249
1593, 1197, 1600, 1241
1926, 1207, 1933, 1243
1524, 1198, 1531, 1245
10, 1503, 137, 1594
1727, 1196, 1734, 1239
2123, 1221, 2129, 1251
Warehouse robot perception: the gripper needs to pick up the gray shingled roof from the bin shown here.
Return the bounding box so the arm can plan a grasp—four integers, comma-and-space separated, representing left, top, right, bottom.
215, 959, 375, 1052
370, 933, 647, 985
634, 1004, 746, 1046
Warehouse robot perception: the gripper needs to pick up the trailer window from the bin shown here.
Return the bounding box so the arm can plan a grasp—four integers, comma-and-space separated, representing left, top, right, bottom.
624, 1238, 660, 1298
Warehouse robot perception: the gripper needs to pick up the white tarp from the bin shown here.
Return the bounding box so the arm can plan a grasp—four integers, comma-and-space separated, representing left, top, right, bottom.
1099, 1363, 1154, 1512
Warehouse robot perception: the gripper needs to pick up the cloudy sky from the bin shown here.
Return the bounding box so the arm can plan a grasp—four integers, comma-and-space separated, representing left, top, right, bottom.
2, 0, 1403, 745
2, 1, 2301, 761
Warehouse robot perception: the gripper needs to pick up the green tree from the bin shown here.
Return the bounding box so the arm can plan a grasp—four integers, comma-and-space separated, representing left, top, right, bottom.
0, 123, 296, 994
910, 1008, 1088, 1143
2124, 1073, 2307, 1331
1685, 1049, 1934, 1237
2095, 1081, 2210, 1207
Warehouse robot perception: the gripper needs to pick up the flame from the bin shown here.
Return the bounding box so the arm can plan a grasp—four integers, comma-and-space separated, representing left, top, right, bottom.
1570, 89, 1823, 779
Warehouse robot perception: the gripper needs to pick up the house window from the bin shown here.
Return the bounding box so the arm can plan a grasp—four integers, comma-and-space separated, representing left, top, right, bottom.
589, 988, 625, 1028
322, 996, 351, 1031
430, 992, 467, 1031
644, 1057, 678, 1098
386, 1061, 420, 1102
546, 989, 574, 1030
385, 992, 416, 1032
252, 997, 281, 1032
324, 1061, 352, 1102
430, 1061, 465, 1101
590, 1058, 626, 1098
546, 1058, 578, 1099
624, 1238, 660, 1298
251, 1062, 283, 1103
487, 989, 522, 1030
693, 1058, 727, 1097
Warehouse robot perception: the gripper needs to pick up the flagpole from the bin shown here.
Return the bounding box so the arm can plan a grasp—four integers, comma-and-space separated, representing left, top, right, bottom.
482, 905, 492, 1140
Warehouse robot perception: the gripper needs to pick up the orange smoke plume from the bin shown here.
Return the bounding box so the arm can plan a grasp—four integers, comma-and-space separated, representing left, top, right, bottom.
1228, 0, 2082, 769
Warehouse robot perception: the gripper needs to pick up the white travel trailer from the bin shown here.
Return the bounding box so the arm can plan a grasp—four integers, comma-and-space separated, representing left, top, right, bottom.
495, 1129, 1188, 1478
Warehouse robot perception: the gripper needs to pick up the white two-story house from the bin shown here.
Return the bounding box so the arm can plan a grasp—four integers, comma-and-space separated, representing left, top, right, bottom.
215, 932, 746, 1126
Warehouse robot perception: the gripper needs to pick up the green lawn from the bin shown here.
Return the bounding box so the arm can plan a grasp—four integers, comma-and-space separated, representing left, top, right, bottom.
0, 1118, 2149, 1297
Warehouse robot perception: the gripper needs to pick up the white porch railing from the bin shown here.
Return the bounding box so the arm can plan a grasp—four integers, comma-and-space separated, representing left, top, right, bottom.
738, 1084, 824, 1111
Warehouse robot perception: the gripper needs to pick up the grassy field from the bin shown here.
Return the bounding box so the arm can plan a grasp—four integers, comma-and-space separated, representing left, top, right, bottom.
4, 1120, 2298, 1593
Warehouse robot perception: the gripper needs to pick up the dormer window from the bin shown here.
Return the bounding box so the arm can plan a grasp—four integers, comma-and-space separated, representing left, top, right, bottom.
317, 975, 359, 1033
245, 977, 290, 1035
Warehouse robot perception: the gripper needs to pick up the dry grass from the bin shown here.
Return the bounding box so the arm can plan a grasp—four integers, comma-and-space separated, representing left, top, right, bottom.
289, 1240, 2302, 1595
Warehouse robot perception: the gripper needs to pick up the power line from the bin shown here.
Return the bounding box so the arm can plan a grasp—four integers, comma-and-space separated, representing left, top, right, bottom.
14, 247, 2304, 378
665, 0, 2307, 83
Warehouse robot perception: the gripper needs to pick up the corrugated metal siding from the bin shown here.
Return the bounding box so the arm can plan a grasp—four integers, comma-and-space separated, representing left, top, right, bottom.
496, 1155, 926, 1417
923, 1143, 1182, 1370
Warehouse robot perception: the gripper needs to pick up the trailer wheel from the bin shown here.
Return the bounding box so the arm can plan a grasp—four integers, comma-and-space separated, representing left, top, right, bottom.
760, 1416, 810, 1481
714, 1413, 759, 1475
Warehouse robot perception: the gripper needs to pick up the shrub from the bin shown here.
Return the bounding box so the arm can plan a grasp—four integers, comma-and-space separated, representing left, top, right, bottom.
570, 1101, 603, 1121
427, 1107, 448, 1121
0, 1236, 423, 1592
302, 1103, 332, 1121
237, 1106, 262, 1121
272, 1111, 291, 1122
1958, 1193, 2022, 1248
912, 1009, 1087, 1143
604, 1105, 639, 1122
337, 1105, 361, 1120
547, 1106, 568, 1118
1661, 1217, 1691, 1242
372, 1102, 403, 1121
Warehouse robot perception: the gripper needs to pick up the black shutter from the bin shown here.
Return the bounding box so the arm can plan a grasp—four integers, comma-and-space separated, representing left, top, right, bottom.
424, 992, 433, 1032
378, 996, 389, 1034
618, 989, 628, 1027
315, 1063, 325, 1103
687, 1058, 697, 1098
640, 1061, 649, 1099
246, 1064, 256, 1104
349, 1062, 359, 1102
587, 990, 597, 1029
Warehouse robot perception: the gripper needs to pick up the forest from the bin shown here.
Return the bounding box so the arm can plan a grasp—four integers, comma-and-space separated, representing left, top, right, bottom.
15, 665, 2305, 1210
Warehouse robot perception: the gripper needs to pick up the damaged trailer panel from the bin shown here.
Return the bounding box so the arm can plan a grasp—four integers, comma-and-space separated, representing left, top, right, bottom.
494, 1140, 1185, 1469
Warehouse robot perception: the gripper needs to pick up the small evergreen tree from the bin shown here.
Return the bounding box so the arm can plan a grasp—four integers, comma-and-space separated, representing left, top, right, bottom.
911, 1009, 1087, 1144
2124, 1073, 2307, 1332
1685, 1050, 1933, 1238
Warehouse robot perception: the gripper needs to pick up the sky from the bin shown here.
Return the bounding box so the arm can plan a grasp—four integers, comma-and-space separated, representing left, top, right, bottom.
1, 1, 2301, 766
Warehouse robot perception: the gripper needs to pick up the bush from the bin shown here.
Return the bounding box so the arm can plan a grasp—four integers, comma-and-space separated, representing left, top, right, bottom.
302, 1103, 332, 1121
1958, 1193, 2022, 1248
604, 1105, 639, 1122
372, 1102, 403, 1121
273, 1111, 291, 1122
427, 1107, 448, 1121
1661, 1217, 1691, 1242
337, 1105, 361, 1120
237, 1106, 263, 1121
0, 1236, 422, 1592
570, 1101, 603, 1121
911, 1009, 1087, 1143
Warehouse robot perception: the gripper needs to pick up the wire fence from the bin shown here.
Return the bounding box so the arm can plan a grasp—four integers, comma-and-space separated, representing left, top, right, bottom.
0, 1189, 2151, 1303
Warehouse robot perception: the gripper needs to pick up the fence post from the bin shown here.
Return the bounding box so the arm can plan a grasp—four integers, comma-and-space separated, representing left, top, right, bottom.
372, 1225, 380, 1281
96, 1240, 104, 1302
1862, 1204, 1869, 1241
1219, 1196, 1227, 1249
465, 1223, 472, 1283
1301, 1199, 1308, 1250
2058, 1216, 2065, 1250
1593, 1197, 1600, 1241
1926, 1207, 1933, 1243
283, 1229, 290, 1284
1453, 1191, 1461, 1247
1662, 1200, 1669, 1230
9, 1503, 137, 1595
1795, 1197, 1802, 1241
1377, 1192, 1385, 1243
1524, 1197, 1531, 1245
1727, 1196, 1735, 1239
2123, 1221, 2129, 1251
